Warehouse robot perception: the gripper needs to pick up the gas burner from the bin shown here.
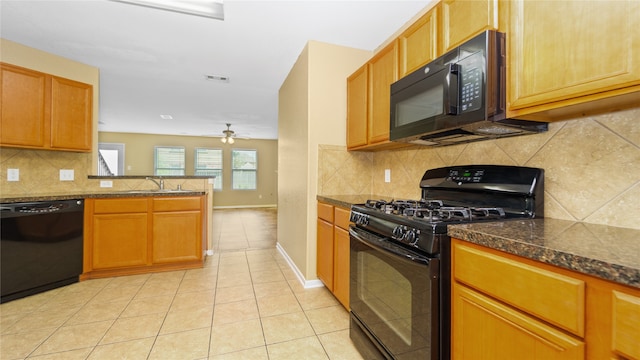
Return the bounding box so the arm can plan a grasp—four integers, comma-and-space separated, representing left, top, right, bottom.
364, 199, 507, 223
365, 199, 445, 216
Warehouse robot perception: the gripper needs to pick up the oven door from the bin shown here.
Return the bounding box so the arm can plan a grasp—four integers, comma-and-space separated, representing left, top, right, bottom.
350, 225, 440, 360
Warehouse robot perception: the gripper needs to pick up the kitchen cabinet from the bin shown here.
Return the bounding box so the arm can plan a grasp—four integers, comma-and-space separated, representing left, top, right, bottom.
398, 4, 440, 77
441, 0, 500, 52
451, 238, 640, 360
0, 62, 92, 152
611, 291, 640, 359
152, 197, 204, 264
316, 201, 351, 309
347, 41, 406, 151
506, 0, 640, 120
89, 198, 149, 270
317, 202, 335, 291
83, 195, 205, 279
453, 283, 584, 360
369, 40, 398, 145
346, 64, 368, 149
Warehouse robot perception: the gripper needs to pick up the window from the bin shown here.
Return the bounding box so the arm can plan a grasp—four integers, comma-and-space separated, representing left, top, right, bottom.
195, 148, 222, 190
154, 146, 185, 175
232, 149, 257, 190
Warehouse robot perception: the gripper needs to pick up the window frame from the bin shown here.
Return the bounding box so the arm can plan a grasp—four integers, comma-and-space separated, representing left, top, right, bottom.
154, 146, 186, 176
231, 149, 258, 190
194, 147, 223, 190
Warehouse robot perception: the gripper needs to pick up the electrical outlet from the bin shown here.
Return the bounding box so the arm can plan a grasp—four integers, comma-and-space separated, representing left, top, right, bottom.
7, 168, 19, 182
384, 169, 391, 183
60, 169, 74, 181
100, 180, 113, 188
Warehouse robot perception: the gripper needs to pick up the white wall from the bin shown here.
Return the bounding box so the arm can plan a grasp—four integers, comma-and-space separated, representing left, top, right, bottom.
277, 41, 371, 283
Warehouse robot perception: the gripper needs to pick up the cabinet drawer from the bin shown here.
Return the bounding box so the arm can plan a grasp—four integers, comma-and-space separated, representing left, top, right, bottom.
93, 198, 148, 214
453, 242, 585, 336
318, 202, 334, 222
153, 197, 201, 212
334, 206, 351, 230
612, 290, 640, 359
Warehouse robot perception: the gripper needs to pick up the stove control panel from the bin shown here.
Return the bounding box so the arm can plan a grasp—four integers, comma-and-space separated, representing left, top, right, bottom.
350, 211, 369, 226
448, 169, 485, 183
392, 225, 420, 246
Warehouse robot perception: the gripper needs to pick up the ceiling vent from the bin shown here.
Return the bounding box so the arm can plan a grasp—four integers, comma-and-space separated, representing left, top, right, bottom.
205, 74, 230, 83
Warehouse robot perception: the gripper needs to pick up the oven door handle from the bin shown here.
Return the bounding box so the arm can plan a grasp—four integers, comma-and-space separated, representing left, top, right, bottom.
350, 226, 432, 266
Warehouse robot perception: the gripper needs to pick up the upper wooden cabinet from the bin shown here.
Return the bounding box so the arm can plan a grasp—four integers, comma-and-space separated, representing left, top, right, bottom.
346, 64, 369, 149
441, 0, 500, 52
398, 4, 440, 77
347, 40, 406, 150
0, 63, 92, 152
368, 40, 399, 145
506, 0, 640, 119
50, 76, 92, 151
0, 64, 47, 148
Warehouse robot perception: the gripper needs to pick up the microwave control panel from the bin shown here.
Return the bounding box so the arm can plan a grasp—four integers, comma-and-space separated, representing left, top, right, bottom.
459, 67, 482, 113
457, 49, 484, 114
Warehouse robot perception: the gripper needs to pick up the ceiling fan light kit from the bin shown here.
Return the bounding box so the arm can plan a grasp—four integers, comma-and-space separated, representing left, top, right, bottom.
221, 123, 235, 144
109, 0, 224, 20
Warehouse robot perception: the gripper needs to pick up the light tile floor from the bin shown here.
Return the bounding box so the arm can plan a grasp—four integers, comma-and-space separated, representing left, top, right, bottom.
0, 208, 364, 360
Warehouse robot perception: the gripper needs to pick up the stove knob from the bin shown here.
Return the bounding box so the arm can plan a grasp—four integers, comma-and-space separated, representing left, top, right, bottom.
405, 229, 418, 246
392, 226, 405, 239
357, 214, 369, 226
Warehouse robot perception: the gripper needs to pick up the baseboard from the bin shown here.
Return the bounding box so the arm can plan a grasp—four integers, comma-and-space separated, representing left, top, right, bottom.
213, 204, 277, 209
276, 243, 324, 289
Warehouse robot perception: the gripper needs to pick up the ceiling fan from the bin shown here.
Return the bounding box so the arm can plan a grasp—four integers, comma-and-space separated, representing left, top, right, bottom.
220, 123, 236, 144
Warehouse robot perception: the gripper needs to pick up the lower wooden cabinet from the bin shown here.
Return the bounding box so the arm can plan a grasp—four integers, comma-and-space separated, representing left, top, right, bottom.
152, 197, 203, 264
452, 238, 640, 360
453, 282, 584, 360
611, 290, 640, 359
317, 215, 334, 291
317, 201, 351, 309
83, 195, 205, 279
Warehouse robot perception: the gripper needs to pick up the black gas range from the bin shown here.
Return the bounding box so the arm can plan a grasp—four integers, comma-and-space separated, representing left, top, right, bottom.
349, 165, 544, 360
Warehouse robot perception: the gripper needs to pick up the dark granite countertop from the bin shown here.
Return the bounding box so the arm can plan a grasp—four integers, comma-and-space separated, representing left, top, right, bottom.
449, 219, 640, 289
0, 190, 206, 204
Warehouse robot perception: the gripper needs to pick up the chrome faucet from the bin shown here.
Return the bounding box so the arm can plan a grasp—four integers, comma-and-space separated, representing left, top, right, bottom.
145, 177, 164, 190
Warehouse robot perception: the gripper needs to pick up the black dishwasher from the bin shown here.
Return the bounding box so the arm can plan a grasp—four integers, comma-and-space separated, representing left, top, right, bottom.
1, 199, 84, 303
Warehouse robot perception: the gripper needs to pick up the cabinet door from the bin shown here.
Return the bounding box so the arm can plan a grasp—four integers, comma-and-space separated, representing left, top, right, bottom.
508, 0, 640, 112
50, 76, 92, 151
347, 64, 368, 149
441, 0, 499, 52
92, 213, 148, 269
333, 226, 350, 310
368, 40, 398, 144
152, 211, 202, 263
399, 5, 440, 77
317, 218, 334, 291
452, 283, 585, 360
612, 290, 640, 359
0, 64, 48, 148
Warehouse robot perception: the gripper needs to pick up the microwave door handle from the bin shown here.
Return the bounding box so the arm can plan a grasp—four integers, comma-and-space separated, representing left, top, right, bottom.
443, 63, 460, 115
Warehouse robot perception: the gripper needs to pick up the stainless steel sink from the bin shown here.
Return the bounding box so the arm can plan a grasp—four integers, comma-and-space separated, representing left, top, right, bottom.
122, 189, 194, 194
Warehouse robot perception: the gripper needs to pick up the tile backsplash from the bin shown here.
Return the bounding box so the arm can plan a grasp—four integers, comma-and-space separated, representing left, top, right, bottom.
319, 107, 640, 230
0, 148, 210, 196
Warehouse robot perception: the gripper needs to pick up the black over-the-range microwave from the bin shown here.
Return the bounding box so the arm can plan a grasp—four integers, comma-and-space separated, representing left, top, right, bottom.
389, 30, 548, 147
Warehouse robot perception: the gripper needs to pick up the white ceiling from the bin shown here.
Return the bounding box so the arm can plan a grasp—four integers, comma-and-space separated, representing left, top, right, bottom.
0, 0, 428, 140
